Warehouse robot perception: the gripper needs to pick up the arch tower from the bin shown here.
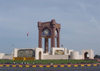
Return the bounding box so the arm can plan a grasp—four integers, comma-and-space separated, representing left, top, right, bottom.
38, 19, 61, 53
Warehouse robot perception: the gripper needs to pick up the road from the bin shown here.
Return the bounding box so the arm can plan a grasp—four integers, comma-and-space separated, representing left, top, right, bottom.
0, 64, 100, 71
0, 66, 100, 71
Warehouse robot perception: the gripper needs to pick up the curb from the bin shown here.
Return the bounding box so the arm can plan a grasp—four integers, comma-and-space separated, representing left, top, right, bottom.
0, 63, 99, 68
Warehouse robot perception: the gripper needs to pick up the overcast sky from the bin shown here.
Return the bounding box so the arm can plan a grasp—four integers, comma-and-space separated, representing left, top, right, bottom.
0, 0, 100, 55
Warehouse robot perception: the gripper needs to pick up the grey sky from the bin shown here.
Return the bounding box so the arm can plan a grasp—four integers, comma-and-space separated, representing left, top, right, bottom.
0, 0, 100, 55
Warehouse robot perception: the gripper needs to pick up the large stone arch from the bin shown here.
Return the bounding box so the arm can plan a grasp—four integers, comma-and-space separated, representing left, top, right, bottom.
82, 50, 94, 59
38, 19, 61, 53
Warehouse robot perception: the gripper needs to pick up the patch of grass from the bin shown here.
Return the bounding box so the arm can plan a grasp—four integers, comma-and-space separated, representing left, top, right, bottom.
0, 59, 99, 64
32, 60, 99, 64
0, 59, 13, 64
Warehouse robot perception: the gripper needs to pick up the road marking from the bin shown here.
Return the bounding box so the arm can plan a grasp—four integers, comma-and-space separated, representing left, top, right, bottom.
53, 65, 58, 67
39, 65, 44, 67
67, 65, 71, 67
81, 64, 85, 67
74, 65, 78, 67
93, 64, 97, 66
46, 65, 50, 67
25, 65, 30, 68
60, 65, 64, 67
32, 65, 36, 67
6, 65, 10, 67
0, 64, 99, 68
12, 65, 16, 67
19, 65, 23, 68
87, 64, 91, 66
0, 65, 3, 67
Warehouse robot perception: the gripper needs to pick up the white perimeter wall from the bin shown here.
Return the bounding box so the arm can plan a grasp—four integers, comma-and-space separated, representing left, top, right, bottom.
43, 55, 68, 60
0, 53, 5, 59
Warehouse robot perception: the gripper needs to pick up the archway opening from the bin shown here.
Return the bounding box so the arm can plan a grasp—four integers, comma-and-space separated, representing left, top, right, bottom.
39, 52, 41, 60
84, 52, 89, 59
42, 28, 51, 53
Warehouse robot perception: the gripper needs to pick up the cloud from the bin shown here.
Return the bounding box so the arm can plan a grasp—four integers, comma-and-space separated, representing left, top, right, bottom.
0, 0, 100, 54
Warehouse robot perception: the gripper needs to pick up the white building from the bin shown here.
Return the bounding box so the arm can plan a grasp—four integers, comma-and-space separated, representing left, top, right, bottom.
0, 53, 13, 59
13, 47, 94, 60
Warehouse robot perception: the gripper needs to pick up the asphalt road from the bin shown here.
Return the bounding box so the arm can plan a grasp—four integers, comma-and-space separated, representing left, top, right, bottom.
0, 65, 100, 71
